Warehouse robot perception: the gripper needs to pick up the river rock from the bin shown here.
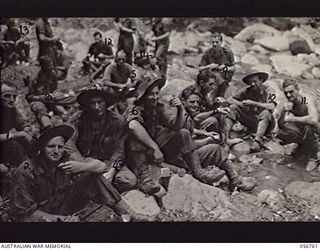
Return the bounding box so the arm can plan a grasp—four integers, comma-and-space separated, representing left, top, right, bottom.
249, 44, 270, 55
234, 24, 282, 42
296, 53, 320, 66
264, 141, 285, 155
255, 36, 290, 51
241, 53, 260, 65
270, 54, 311, 77
162, 175, 236, 219
258, 189, 286, 212
285, 181, 320, 204
122, 190, 161, 216
231, 141, 251, 158
161, 78, 193, 97
312, 67, 320, 78
302, 71, 315, 80
251, 64, 273, 76
222, 35, 247, 56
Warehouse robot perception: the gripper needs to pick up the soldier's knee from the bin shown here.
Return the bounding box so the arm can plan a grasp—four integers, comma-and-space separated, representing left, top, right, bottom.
177, 129, 192, 140
259, 110, 272, 121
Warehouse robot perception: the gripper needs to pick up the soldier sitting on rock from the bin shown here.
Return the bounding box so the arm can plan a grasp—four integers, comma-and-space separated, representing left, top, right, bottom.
199, 32, 235, 97
0, 82, 37, 194
179, 85, 256, 192
65, 88, 138, 194
124, 76, 226, 196
10, 124, 155, 222
275, 79, 320, 172
224, 72, 276, 152
0, 18, 30, 68
82, 31, 114, 77
99, 50, 138, 113
26, 56, 68, 129
55, 41, 70, 81
186, 71, 240, 146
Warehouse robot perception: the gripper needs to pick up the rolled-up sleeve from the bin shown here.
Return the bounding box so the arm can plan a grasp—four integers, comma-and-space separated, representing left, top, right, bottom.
125, 105, 145, 125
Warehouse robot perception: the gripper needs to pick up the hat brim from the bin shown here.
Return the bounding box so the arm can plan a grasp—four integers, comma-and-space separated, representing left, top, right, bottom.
242, 72, 269, 85
136, 78, 166, 100
36, 125, 74, 150
77, 89, 119, 107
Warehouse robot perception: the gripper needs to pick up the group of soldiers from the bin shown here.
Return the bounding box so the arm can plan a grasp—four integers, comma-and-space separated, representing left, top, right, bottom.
1, 18, 320, 222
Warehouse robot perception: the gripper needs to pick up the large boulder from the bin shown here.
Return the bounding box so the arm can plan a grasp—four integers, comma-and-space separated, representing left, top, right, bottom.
251, 64, 273, 76
241, 52, 260, 65
270, 54, 311, 77
162, 175, 236, 220
254, 36, 290, 52
284, 27, 320, 54
234, 24, 282, 42
169, 31, 206, 54
222, 35, 247, 56
161, 78, 193, 97
249, 44, 270, 55
122, 190, 161, 216
285, 181, 320, 204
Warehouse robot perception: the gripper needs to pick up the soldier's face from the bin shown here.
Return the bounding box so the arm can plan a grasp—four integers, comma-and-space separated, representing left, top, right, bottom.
248, 75, 263, 88
44, 136, 65, 162
94, 35, 102, 43
211, 37, 222, 49
88, 97, 107, 117
1, 86, 17, 109
183, 94, 200, 117
200, 79, 215, 93
284, 85, 299, 102
145, 86, 160, 107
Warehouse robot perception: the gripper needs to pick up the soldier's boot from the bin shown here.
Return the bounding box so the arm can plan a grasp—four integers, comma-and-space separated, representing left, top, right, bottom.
113, 199, 157, 222
137, 164, 161, 195
221, 162, 256, 191
183, 151, 226, 184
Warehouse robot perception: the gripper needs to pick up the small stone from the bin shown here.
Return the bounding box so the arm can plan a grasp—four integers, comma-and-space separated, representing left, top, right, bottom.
302, 70, 315, 80
312, 67, 320, 78
258, 189, 286, 212
251, 156, 263, 165
231, 141, 251, 158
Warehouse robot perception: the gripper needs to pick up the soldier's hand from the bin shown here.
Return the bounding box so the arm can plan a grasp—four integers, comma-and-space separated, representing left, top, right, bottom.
169, 97, 183, 108
284, 102, 294, 111
217, 107, 230, 115
152, 148, 164, 164
103, 168, 116, 183
203, 131, 220, 140
58, 161, 83, 174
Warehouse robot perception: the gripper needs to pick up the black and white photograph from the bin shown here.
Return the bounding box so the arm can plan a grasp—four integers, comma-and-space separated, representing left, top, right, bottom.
1, 16, 320, 225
